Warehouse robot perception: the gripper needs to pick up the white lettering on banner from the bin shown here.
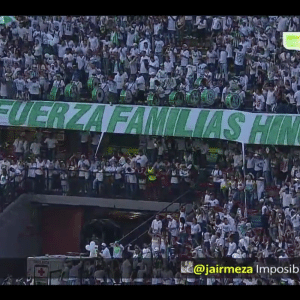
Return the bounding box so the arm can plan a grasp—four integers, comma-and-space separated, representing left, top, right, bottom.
0, 99, 300, 146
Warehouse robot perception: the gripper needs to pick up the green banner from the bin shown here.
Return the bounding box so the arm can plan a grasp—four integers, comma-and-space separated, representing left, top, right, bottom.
1, 99, 300, 146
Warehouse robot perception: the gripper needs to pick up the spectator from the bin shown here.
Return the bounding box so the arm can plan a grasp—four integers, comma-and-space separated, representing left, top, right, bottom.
78, 154, 90, 194
99, 243, 111, 260
44, 132, 58, 161
151, 214, 163, 235
166, 214, 178, 245
13, 135, 25, 160
4, 16, 300, 285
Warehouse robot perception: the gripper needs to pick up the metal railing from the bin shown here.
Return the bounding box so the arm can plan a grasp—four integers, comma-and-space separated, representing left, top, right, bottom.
0, 166, 197, 212
6, 167, 194, 198
119, 189, 190, 248
0, 174, 26, 212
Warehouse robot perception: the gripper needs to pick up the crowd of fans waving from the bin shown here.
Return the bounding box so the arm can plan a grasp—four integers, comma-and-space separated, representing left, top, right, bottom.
1, 129, 300, 284
0, 15, 300, 112
1, 15, 300, 285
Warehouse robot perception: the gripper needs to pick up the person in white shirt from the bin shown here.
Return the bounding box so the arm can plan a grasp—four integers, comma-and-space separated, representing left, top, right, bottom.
26, 157, 37, 192
24, 49, 35, 69
211, 196, 220, 207
163, 72, 176, 97
239, 71, 248, 91
184, 15, 193, 37
218, 46, 228, 81
167, 16, 177, 44
126, 164, 138, 199
13, 73, 26, 100
206, 46, 217, 74
93, 165, 104, 195
35, 156, 45, 193
154, 79, 165, 106
44, 133, 58, 161
27, 76, 40, 100
0, 157, 10, 176
135, 73, 146, 104
139, 40, 151, 56
188, 217, 201, 247
233, 150, 243, 176
211, 164, 223, 193
191, 47, 202, 67
253, 89, 265, 112
291, 211, 300, 235
245, 151, 255, 175
30, 138, 42, 157
166, 215, 178, 245
129, 42, 140, 58
136, 150, 148, 168
196, 58, 207, 80
227, 238, 237, 257
186, 58, 197, 89
195, 16, 207, 43
264, 83, 276, 113
88, 31, 99, 52
52, 74, 65, 100
139, 51, 150, 83
220, 217, 231, 239
107, 76, 118, 104
148, 56, 159, 75
211, 16, 222, 37
154, 35, 164, 66
99, 243, 111, 260
276, 16, 288, 38
234, 45, 246, 76
253, 153, 264, 179
280, 183, 292, 209
156, 63, 168, 85
180, 44, 189, 74
33, 39, 43, 64
151, 215, 162, 235
167, 42, 177, 67
13, 136, 25, 159
78, 154, 90, 194
114, 70, 128, 99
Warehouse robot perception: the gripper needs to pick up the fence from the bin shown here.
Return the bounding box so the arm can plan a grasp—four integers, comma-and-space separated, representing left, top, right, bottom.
1, 163, 279, 213
0, 174, 26, 212
0, 167, 199, 211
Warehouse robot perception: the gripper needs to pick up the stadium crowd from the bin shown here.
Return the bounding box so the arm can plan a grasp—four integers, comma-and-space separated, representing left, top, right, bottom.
0, 15, 300, 111
1, 15, 300, 285
1, 129, 300, 284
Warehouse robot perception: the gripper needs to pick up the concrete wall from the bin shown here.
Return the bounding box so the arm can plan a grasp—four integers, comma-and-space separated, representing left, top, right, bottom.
30, 194, 186, 212
0, 194, 42, 258
41, 206, 84, 255
0, 193, 192, 259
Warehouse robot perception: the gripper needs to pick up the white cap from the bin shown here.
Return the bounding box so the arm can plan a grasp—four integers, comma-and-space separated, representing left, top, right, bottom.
167, 214, 172, 219
101, 243, 106, 247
